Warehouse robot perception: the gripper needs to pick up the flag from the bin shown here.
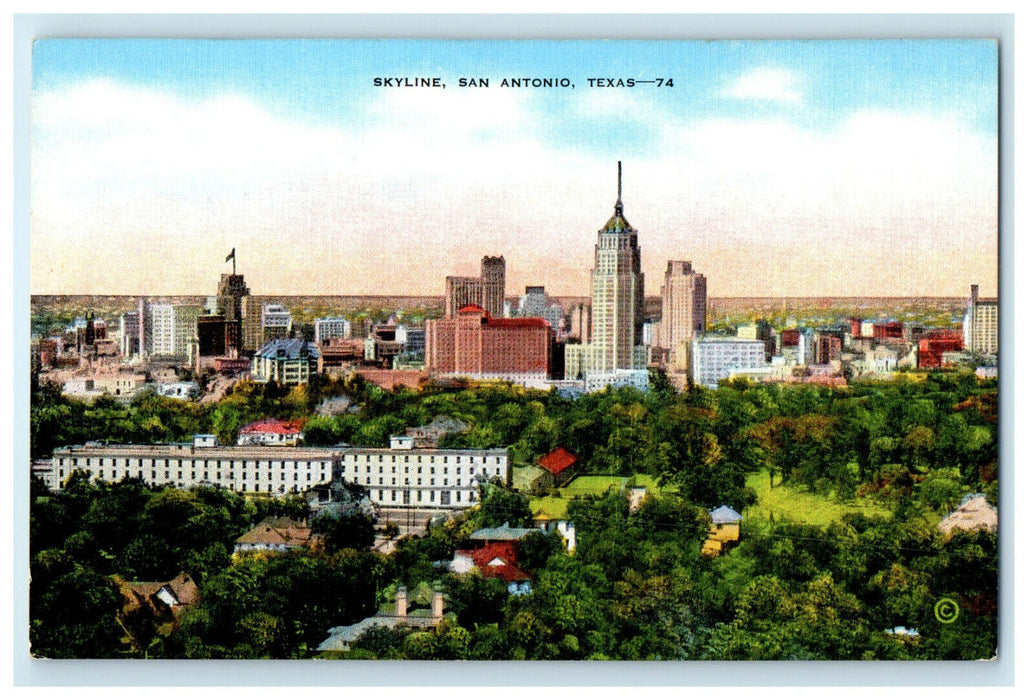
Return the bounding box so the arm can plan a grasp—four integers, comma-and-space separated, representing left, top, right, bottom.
225, 248, 235, 263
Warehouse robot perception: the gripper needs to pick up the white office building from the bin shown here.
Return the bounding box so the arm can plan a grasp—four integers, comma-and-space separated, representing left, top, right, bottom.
690, 337, 767, 389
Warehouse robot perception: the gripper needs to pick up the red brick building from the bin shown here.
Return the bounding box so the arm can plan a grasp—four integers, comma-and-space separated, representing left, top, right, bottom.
872, 321, 904, 341
425, 305, 553, 385
919, 329, 964, 368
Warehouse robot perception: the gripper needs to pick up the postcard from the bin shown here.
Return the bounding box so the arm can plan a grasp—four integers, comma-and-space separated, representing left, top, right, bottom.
25, 33, 1003, 677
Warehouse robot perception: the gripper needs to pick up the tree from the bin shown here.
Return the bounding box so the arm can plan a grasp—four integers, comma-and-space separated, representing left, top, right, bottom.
472, 481, 532, 529
311, 504, 376, 553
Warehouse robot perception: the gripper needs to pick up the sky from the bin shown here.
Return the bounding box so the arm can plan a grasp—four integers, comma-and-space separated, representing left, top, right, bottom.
29, 39, 999, 298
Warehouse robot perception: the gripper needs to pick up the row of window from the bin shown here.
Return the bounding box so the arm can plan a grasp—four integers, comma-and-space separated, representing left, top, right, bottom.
348, 454, 503, 464
57, 456, 332, 470
345, 464, 503, 476
373, 489, 475, 504
57, 467, 327, 485
358, 476, 480, 487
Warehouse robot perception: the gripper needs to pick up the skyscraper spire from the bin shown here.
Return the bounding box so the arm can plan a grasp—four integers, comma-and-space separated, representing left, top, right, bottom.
615, 160, 623, 215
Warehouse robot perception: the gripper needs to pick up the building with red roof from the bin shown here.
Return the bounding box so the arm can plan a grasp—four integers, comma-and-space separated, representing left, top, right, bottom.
536, 446, 579, 486
919, 329, 964, 368
449, 526, 534, 595
237, 418, 306, 446
425, 305, 554, 387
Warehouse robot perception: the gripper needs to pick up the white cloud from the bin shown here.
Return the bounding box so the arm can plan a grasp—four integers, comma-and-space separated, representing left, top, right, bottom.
720, 67, 803, 103
29, 79, 997, 297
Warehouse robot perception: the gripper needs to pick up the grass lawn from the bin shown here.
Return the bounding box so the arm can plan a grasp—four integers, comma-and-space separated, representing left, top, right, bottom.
528, 496, 570, 520
529, 473, 677, 520
558, 475, 630, 498
743, 471, 891, 527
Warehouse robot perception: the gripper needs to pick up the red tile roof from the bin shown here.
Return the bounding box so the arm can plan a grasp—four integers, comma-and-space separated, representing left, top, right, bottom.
455, 543, 531, 582
537, 447, 578, 476
458, 304, 486, 314
239, 418, 306, 435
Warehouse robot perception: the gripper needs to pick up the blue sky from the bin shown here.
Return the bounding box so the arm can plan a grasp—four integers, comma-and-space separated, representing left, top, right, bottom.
30, 39, 999, 297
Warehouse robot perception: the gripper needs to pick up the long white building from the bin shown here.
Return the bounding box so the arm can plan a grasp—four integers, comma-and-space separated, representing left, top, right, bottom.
43, 439, 339, 495
339, 436, 509, 509
40, 435, 509, 511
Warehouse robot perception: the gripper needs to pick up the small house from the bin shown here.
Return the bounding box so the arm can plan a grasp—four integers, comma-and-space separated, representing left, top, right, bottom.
701, 505, 743, 558
536, 447, 579, 487
234, 516, 312, 554
317, 585, 446, 653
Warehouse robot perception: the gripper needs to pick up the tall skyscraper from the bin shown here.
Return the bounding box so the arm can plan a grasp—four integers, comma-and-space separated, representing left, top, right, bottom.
217, 273, 250, 322
656, 260, 707, 371
444, 255, 506, 317
148, 303, 201, 358
480, 256, 506, 318
587, 161, 646, 374
240, 296, 264, 353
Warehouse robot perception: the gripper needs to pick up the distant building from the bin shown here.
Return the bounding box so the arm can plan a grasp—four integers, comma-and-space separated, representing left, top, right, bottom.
964, 284, 998, 356
425, 305, 554, 387
262, 303, 293, 342
807, 332, 842, 366
512, 286, 565, 332
569, 302, 592, 343
196, 315, 240, 358
119, 310, 142, 358
395, 324, 426, 359
315, 317, 352, 345
586, 162, 645, 374
156, 381, 200, 400
252, 339, 320, 385
237, 418, 306, 446
445, 255, 506, 318
217, 273, 250, 323
149, 303, 201, 359
918, 329, 964, 368
656, 260, 707, 372
564, 162, 648, 392
240, 296, 264, 352
690, 337, 767, 389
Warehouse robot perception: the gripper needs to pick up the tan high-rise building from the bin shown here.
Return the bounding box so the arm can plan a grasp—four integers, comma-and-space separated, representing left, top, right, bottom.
656, 260, 707, 371
586, 161, 646, 374
217, 274, 249, 322
480, 256, 506, 318
444, 255, 506, 318
240, 296, 264, 353
964, 284, 998, 356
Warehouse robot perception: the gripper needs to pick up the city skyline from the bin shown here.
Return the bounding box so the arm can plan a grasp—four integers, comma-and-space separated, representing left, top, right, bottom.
31, 39, 998, 298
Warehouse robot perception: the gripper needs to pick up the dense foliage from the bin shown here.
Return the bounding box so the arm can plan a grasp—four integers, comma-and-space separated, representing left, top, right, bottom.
30, 368, 998, 660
